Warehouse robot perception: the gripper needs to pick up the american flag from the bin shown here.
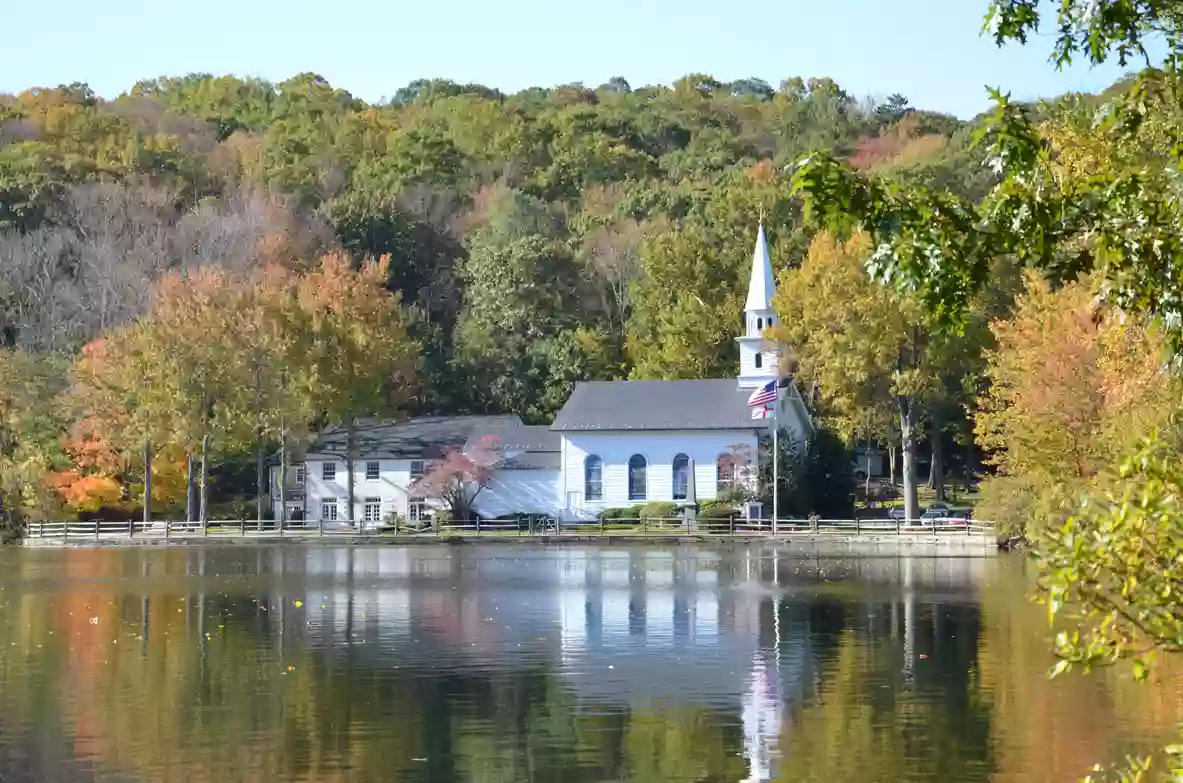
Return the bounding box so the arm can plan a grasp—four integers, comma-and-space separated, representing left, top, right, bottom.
747, 379, 778, 407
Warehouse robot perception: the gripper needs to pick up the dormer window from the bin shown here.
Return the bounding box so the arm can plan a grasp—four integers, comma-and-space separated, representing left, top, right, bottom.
755, 352, 763, 369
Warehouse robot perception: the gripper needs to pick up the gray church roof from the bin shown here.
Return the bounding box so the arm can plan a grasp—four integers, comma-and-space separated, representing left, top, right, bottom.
551, 379, 767, 432
464, 422, 561, 470
305, 415, 522, 460
465, 422, 560, 453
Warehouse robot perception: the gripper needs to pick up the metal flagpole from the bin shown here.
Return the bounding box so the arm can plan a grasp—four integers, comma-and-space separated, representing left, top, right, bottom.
772, 394, 779, 536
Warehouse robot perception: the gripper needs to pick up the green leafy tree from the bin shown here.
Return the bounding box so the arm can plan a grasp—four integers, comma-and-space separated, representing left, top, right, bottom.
0, 350, 68, 526
771, 231, 943, 520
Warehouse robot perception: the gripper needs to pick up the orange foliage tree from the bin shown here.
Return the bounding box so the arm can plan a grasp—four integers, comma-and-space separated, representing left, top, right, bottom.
974, 271, 1175, 535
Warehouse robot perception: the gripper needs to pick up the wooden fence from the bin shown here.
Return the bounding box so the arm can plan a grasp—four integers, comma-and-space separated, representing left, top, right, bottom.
21, 517, 996, 541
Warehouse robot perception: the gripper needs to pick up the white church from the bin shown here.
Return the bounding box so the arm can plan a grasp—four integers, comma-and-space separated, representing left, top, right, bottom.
271, 224, 813, 526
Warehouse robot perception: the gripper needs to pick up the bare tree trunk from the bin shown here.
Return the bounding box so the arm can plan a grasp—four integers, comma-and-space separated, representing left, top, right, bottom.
186, 453, 195, 523
928, 411, 946, 502
964, 418, 974, 494
887, 444, 897, 487
255, 430, 264, 526
899, 397, 919, 521
143, 439, 152, 527
346, 415, 356, 527
199, 433, 209, 529
279, 424, 288, 533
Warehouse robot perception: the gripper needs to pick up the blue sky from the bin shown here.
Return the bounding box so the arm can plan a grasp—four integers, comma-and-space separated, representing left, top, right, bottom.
0, 0, 1156, 118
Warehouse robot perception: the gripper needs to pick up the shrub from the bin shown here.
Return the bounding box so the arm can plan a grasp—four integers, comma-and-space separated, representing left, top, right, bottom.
698, 500, 736, 520
698, 500, 738, 532
974, 474, 1074, 541
716, 487, 748, 506
596, 507, 636, 522
639, 501, 678, 521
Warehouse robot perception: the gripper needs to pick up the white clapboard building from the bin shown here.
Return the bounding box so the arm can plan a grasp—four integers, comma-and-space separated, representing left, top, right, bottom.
271, 224, 812, 526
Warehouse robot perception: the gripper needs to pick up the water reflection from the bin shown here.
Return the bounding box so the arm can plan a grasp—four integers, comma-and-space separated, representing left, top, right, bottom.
0, 545, 1175, 783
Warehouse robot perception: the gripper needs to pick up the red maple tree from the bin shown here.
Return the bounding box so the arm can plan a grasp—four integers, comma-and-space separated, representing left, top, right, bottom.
409, 435, 502, 521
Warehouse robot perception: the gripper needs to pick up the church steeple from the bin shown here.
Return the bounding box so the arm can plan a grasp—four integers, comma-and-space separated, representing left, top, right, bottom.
736, 221, 780, 389
745, 221, 775, 312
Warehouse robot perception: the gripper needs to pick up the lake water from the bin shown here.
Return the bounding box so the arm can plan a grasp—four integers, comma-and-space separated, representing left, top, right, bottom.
0, 544, 1179, 783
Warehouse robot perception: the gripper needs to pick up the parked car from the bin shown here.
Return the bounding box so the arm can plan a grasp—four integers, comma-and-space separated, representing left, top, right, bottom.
919, 503, 970, 525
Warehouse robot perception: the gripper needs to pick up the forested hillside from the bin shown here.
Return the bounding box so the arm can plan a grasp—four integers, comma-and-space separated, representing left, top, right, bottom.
0, 70, 1047, 520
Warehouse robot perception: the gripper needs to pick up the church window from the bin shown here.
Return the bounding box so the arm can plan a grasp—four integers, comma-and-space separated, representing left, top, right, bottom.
628, 454, 647, 501
754, 352, 763, 369
584, 455, 603, 501
757, 317, 763, 330
672, 454, 690, 500
717, 454, 736, 494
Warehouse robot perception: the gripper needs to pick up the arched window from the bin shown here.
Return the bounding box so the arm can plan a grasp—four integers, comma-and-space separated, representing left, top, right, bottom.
754, 352, 763, 369
717, 453, 736, 493
584, 455, 603, 501
628, 454, 647, 501
672, 454, 690, 500
757, 317, 763, 330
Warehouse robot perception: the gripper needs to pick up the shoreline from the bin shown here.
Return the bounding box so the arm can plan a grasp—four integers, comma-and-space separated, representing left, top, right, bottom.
17, 533, 999, 556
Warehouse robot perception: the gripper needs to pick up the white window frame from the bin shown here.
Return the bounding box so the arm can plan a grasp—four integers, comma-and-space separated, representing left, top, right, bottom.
322, 462, 336, 481
672, 453, 690, 501
408, 501, 427, 522
584, 455, 603, 501
321, 498, 338, 521
628, 454, 648, 501
365, 461, 380, 481
363, 497, 382, 523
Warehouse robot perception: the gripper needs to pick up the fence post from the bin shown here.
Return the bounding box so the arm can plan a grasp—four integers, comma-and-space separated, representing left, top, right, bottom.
64, 521, 68, 541
896, 518, 901, 535
729, 515, 734, 536
128, 519, 133, 538
95, 521, 100, 540
241, 518, 245, 537
165, 519, 170, 540
855, 516, 860, 535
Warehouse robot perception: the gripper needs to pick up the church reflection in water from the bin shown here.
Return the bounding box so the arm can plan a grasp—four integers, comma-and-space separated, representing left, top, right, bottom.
166, 545, 986, 782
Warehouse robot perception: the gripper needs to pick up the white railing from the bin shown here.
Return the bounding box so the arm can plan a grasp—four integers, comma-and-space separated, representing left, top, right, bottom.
20, 516, 996, 541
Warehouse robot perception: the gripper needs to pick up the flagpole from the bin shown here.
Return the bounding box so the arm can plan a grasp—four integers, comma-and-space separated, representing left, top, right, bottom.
772, 392, 779, 536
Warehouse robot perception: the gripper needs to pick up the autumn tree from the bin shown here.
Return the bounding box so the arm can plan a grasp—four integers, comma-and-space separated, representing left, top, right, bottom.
771, 231, 945, 520
974, 272, 1175, 536
409, 435, 501, 522
295, 252, 417, 524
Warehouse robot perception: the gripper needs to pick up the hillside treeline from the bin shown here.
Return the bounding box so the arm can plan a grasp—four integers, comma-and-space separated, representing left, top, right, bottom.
0, 69, 1133, 526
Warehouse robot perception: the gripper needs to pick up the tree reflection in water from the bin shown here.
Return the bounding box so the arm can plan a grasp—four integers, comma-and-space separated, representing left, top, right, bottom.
0, 545, 1178, 783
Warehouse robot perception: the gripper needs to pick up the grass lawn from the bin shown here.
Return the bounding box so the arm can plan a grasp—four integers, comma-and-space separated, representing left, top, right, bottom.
857, 481, 981, 512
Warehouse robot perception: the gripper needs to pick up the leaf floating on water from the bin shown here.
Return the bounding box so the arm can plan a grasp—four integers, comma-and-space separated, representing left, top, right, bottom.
294, 600, 304, 608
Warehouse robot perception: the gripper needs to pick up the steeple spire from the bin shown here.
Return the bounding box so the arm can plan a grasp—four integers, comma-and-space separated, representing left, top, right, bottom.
736, 221, 780, 389
745, 222, 775, 311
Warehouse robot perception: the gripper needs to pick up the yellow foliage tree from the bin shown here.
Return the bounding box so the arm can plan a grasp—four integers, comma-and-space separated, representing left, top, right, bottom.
771, 231, 937, 520
974, 271, 1175, 536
